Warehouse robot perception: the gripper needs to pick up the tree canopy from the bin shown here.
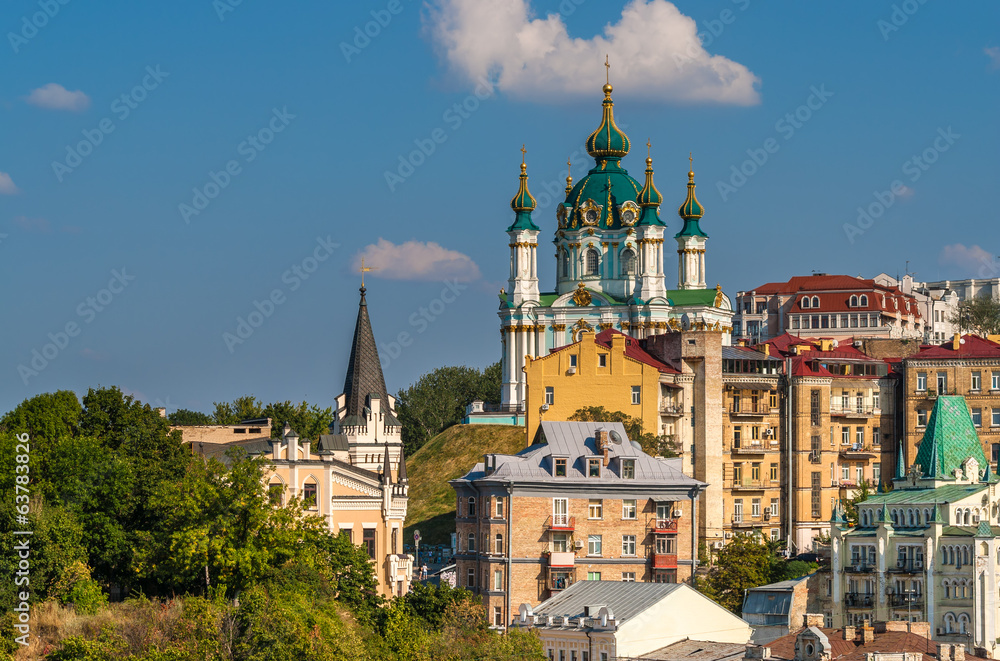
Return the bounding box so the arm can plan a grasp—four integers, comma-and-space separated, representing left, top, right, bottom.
950, 293, 1000, 337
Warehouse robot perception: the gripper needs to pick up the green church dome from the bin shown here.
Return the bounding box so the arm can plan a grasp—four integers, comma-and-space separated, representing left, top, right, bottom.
507, 151, 539, 232
675, 158, 707, 238
585, 84, 631, 159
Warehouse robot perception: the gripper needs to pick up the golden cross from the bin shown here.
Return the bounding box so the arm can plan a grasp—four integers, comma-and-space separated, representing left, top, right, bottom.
646, 139, 652, 158
605, 54, 610, 84
520, 144, 526, 164
359, 256, 377, 287
689, 152, 694, 168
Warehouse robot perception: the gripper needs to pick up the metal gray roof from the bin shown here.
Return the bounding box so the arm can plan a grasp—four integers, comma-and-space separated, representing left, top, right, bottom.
453, 421, 704, 489
316, 434, 350, 452
722, 346, 781, 362
532, 580, 684, 624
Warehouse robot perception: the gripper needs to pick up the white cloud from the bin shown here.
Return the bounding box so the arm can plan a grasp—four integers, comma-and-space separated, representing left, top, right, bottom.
939, 244, 999, 278
0, 172, 19, 195
356, 239, 481, 282
986, 46, 1000, 70
425, 0, 760, 105
13, 216, 51, 233
25, 83, 90, 111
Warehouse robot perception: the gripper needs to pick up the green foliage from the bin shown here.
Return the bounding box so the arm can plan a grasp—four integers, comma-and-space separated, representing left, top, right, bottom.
51, 562, 107, 615
166, 409, 214, 425
844, 479, 874, 527
568, 406, 679, 457
211, 396, 335, 440
395, 363, 501, 455
404, 582, 477, 629
700, 532, 773, 613
950, 293, 1000, 337
772, 559, 819, 582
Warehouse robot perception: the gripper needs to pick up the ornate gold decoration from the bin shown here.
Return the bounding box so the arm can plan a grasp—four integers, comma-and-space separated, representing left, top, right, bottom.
572, 318, 594, 339
556, 203, 568, 228
625, 228, 634, 236
565, 158, 573, 196
668, 318, 681, 330
598, 323, 613, 330
619, 200, 640, 226
587, 228, 595, 236
551, 324, 566, 332
572, 282, 592, 307
714, 284, 724, 308
579, 199, 602, 226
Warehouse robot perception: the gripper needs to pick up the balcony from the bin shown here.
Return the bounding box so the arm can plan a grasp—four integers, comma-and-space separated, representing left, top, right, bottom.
729, 406, 769, 417
830, 408, 879, 419
660, 404, 685, 416
839, 444, 878, 458
844, 563, 876, 574
546, 515, 575, 531
727, 479, 770, 491
888, 560, 924, 574
731, 515, 769, 528
547, 567, 576, 593
889, 593, 924, 608
652, 553, 678, 569
547, 551, 575, 568
844, 593, 875, 609
731, 442, 769, 455
648, 518, 679, 533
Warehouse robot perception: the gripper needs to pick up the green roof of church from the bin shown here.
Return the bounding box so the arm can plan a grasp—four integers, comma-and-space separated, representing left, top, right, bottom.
913, 396, 987, 479
862, 483, 987, 505
507, 159, 540, 232
666, 289, 717, 307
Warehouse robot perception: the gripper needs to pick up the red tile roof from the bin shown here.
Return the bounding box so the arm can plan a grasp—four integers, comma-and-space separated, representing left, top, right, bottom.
766, 627, 986, 661
909, 334, 1000, 360
595, 329, 680, 373
747, 275, 921, 319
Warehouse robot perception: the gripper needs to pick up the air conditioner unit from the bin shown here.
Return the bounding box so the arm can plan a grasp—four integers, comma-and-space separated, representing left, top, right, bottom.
712, 541, 724, 549
573, 540, 584, 550
724, 532, 733, 539
673, 509, 683, 518
937, 628, 944, 636
541, 403, 549, 411
897, 559, 905, 568
567, 367, 577, 375
764, 511, 771, 521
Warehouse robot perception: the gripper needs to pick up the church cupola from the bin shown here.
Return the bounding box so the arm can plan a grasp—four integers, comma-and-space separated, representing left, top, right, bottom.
506, 146, 540, 307
633, 145, 667, 304
675, 156, 709, 290
586, 75, 630, 161
637, 150, 665, 227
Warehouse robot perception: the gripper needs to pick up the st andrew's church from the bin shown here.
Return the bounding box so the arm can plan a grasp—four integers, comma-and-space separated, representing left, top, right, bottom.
499, 80, 734, 410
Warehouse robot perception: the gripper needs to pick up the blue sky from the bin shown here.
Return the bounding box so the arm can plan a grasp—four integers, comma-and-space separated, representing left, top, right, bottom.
3, 0, 999, 416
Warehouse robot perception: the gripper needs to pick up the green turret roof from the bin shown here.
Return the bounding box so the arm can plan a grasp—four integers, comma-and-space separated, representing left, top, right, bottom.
508, 156, 540, 232
637, 155, 665, 227
585, 84, 630, 159
675, 160, 708, 239
913, 396, 988, 479
895, 441, 906, 480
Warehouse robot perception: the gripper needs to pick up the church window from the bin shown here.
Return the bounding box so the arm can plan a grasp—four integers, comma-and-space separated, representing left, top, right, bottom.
621, 248, 636, 275
302, 482, 317, 509
585, 249, 599, 275
561, 249, 569, 277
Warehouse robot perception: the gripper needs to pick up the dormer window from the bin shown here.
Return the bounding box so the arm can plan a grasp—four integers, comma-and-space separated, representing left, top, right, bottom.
588, 458, 601, 478
811, 296, 820, 308
554, 457, 567, 477
801, 297, 810, 309
850, 295, 858, 307
621, 459, 635, 479
860, 295, 868, 306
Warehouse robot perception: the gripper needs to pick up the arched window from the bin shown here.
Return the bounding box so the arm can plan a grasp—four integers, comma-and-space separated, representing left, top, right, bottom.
467, 496, 476, 518
965, 509, 971, 525
467, 532, 476, 552
907, 509, 914, 527
495, 533, 504, 555
943, 580, 951, 599
620, 248, 636, 276
812, 296, 820, 308
860, 295, 869, 306
924, 509, 930, 524
561, 249, 569, 278
891, 510, 899, 526
944, 612, 956, 633
963, 546, 971, 566
959, 613, 971, 633
850, 295, 859, 307
802, 297, 810, 309
585, 248, 599, 275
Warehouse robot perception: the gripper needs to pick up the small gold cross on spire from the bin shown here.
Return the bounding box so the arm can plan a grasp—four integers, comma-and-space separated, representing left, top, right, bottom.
567, 157, 572, 175
359, 256, 377, 287
689, 152, 694, 168
520, 144, 527, 164
605, 54, 610, 84
647, 139, 652, 158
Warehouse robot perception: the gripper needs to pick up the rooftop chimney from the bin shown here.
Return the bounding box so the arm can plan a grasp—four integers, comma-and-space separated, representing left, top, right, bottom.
804, 614, 825, 628
843, 626, 856, 641
859, 623, 875, 644
953, 333, 962, 351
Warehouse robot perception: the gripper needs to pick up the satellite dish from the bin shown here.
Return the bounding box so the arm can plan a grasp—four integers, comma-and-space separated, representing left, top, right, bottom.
610, 431, 622, 445
631, 441, 642, 450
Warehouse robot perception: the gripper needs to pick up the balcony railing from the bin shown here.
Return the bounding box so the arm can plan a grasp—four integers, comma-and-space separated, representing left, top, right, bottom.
731, 515, 768, 528
844, 563, 876, 573
727, 479, 773, 490
888, 560, 924, 573
830, 407, 879, 418
652, 553, 678, 569
731, 442, 769, 454
844, 593, 875, 608
729, 406, 769, 417
546, 515, 575, 531
889, 593, 923, 607
648, 518, 678, 532
839, 444, 877, 457
659, 404, 685, 415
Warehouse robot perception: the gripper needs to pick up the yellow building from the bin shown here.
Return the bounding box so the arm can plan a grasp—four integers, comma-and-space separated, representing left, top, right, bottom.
524, 329, 675, 443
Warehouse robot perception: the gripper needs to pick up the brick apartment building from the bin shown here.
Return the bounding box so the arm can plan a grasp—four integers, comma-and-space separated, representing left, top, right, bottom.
450, 420, 705, 629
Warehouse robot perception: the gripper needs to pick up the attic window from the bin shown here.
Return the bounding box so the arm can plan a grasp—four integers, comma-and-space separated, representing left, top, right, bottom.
621, 459, 635, 479
234, 428, 246, 434
249, 427, 261, 434
802, 297, 810, 309
554, 457, 567, 477
588, 458, 601, 478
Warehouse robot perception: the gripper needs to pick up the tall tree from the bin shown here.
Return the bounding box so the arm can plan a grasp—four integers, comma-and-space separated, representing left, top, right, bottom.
950, 293, 1000, 336
699, 532, 773, 614
168, 408, 214, 425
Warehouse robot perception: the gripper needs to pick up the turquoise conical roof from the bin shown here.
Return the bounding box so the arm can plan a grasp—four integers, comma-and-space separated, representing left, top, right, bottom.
675, 161, 708, 239
586, 84, 630, 159
637, 156, 665, 227
508, 158, 539, 232
913, 396, 988, 479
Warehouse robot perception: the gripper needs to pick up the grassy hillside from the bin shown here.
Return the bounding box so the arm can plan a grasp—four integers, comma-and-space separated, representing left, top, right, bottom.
405, 424, 526, 547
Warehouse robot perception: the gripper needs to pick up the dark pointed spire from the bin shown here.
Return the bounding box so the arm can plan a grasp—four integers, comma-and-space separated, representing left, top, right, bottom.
342, 285, 390, 422
895, 440, 906, 480
382, 443, 392, 485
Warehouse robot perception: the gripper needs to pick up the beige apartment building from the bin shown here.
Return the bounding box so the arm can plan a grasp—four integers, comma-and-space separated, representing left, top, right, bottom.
901, 335, 1000, 471
450, 421, 705, 629
179, 285, 413, 598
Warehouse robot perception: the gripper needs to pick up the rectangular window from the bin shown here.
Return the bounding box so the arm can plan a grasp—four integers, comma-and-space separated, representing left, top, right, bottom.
621, 458, 635, 479
631, 386, 641, 405
993, 409, 1000, 427
811, 472, 821, 517
599, 354, 607, 368
811, 390, 821, 426
494, 570, 503, 591
842, 465, 850, 481
993, 372, 1000, 390
752, 498, 761, 517
770, 498, 779, 516
859, 314, 868, 328
972, 371, 982, 391
733, 463, 743, 483
850, 314, 859, 328
467, 568, 475, 587
792, 316, 800, 330
751, 463, 761, 481
856, 465, 864, 483
588, 499, 603, 519
363, 528, 376, 559
553, 532, 568, 553
302, 483, 317, 509
588, 572, 602, 581
622, 535, 636, 556
770, 463, 778, 481
917, 410, 928, 427
873, 392, 880, 409
553, 498, 568, 526
770, 391, 778, 409
554, 457, 567, 477
494, 606, 503, 627
972, 408, 982, 427
917, 372, 927, 391
588, 458, 601, 477
467, 533, 476, 553
733, 426, 742, 447
495, 498, 504, 518
873, 463, 881, 485
856, 427, 864, 445
733, 499, 743, 522
937, 372, 947, 393
545, 386, 554, 405
842, 427, 850, 444
873, 427, 881, 445
622, 499, 637, 519
840, 314, 849, 328
621, 572, 636, 582
570, 354, 577, 368
588, 535, 602, 556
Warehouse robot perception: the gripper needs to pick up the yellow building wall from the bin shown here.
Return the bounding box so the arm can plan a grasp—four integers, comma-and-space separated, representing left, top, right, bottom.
524, 332, 663, 443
